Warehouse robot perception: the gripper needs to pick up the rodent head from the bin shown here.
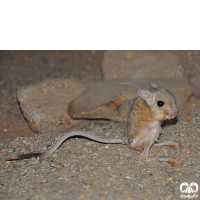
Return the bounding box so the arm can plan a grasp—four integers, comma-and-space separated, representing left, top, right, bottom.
137, 82, 178, 122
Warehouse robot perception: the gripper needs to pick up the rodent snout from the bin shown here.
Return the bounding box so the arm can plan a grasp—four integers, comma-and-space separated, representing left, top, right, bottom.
166, 106, 178, 119
169, 105, 178, 115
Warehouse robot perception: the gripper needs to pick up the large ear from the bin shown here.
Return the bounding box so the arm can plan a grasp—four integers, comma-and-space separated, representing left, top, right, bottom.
137, 89, 155, 105
149, 82, 158, 89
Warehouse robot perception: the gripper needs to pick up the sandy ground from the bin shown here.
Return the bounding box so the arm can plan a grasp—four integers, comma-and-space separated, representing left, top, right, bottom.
0, 51, 200, 200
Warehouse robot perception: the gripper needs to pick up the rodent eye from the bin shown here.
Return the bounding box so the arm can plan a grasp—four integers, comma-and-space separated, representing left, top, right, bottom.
157, 101, 164, 107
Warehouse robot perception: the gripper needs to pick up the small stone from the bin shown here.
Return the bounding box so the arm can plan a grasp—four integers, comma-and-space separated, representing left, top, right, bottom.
162, 149, 168, 153
138, 184, 143, 187
167, 177, 172, 181
50, 163, 56, 167
186, 150, 191, 154
20, 171, 26, 176
85, 141, 94, 146
105, 132, 111, 136
49, 168, 55, 172
64, 178, 69, 182
187, 116, 192, 121
43, 146, 47, 150
56, 162, 64, 166
108, 194, 115, 200
106, 182, 111, 187
125, 176, 134, 180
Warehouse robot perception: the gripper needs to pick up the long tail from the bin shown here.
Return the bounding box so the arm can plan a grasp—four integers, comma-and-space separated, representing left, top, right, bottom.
5, 131, 124, 161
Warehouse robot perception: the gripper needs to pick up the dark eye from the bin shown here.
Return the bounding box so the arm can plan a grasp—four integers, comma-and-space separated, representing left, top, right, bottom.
157, 101, 164, 107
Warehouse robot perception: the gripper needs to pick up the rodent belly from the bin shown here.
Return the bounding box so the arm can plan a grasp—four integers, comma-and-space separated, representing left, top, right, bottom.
130, 127, 160, 148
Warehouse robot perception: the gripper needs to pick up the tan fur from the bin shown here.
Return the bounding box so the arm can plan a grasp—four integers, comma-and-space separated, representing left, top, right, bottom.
124, 84, 178, 159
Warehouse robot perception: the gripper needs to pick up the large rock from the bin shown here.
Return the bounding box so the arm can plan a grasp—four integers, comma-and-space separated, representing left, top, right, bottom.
17, 78, 89, 133
103, 51, 183, 80
68, 78, 192, 122
189, 74, 200, 98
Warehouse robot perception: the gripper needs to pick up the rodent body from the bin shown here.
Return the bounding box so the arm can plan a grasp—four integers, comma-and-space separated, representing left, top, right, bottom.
124, 97, 162, 150
124, 83, 178, 158
5, 82, 179, 161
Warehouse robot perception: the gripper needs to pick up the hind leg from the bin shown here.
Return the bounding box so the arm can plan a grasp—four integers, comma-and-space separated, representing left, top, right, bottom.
151, 157, 182, 167
154, 141, 181, 149
141, 147, 150, 160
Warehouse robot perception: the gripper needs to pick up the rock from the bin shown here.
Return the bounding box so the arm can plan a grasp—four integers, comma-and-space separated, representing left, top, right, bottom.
68, 79, 137, 122
103, 51, 183, 80
185, 96, 200, 115
0, 119, 33, 140
68, 78, 192, 122
189, 74, 200, 98
17, 78, 89, 133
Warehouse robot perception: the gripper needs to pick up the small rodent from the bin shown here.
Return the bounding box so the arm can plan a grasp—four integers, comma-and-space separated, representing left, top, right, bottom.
5, 82, 180, 161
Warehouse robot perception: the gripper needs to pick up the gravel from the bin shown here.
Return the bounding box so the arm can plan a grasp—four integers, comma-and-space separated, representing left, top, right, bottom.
0, 115, 200, 200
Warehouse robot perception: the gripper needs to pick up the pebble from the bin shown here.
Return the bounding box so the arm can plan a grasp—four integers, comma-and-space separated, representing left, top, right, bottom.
56, 162, 64, 166
43, 146, 47, 150
50, 163, 56, 167
105, 132, 111, 136
64, 178, 69, 182
167, 177, 172, 181
107, 194, 115, 200
186, 150, 191, 154
49, 168, 55, 172
106, 182, 111, 187
20, 171, 26, 176
187, 116, 192, 121
162, 149, 168, 153
111, 175, 118, 179
125, 176, 134, 180
85, 141, 94, 146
